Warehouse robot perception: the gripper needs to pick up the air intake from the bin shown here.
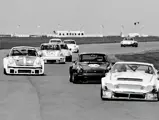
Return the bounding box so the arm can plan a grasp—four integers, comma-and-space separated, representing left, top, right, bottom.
117, 78, 143, 82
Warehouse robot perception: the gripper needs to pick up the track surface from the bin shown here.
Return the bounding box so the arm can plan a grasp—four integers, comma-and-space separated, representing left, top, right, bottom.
1, 42, 159, 120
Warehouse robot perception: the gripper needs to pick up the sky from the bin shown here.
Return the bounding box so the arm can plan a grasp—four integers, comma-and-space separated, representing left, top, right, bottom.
0, 0, 159, 35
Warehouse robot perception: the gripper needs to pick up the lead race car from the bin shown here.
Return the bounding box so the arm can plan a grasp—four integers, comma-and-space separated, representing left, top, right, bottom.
3, 46, 44, 75
101, 61, 159, 101
69, 53, 110, 83
120, 37, 138, 47
40, 43, 65, 64
63, 39, 79, 53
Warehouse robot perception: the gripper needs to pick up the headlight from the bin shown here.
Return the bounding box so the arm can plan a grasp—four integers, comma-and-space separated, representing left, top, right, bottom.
145, 85, 155, 91
105, 83, 114, 90
8, 59, 16, 66
34, 59, 42, 66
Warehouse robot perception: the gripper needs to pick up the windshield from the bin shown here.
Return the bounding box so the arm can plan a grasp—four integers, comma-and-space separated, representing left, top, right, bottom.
10, 48, 38, 56
79, 54, 107, 62
40, 44, 60, 50
111, 63, 154, 74
64, 40, 75, 44
124, 38, 134, 40
50, 39, 61, 43
60, 44, 68, 49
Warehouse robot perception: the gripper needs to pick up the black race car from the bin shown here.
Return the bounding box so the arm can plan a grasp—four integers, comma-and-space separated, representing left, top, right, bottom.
69, 53, 110, 84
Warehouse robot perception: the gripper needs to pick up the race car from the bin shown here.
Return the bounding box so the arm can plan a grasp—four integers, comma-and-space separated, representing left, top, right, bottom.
40, 43, 65, 64
49, 38, 62, 44
3, 46, 44, 75
120, 37, 138, 47
59, 43, 72, 62
63, 39, 79, 53
101, 61, 159, 101
69, 53, 110, 83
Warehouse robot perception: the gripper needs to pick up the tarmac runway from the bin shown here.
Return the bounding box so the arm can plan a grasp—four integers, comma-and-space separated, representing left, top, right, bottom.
1, 42, 159, 120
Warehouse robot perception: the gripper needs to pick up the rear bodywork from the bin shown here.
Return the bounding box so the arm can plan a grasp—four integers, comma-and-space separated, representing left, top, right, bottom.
40, 43, 65, 64
63, 39, 79, 53
59, 43, 72, 62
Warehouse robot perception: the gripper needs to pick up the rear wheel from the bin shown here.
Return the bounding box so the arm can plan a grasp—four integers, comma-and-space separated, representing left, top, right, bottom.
68, 56, 72, 62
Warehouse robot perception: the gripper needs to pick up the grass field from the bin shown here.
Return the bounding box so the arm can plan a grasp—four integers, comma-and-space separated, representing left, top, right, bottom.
0, 36, 159, 49
115, 50, 159, 69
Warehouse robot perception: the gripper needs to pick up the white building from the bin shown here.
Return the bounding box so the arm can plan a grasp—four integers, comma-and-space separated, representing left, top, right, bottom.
53, 30, 85, 37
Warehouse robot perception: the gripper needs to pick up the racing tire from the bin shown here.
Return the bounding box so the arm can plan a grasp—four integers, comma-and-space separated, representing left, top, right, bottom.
100, 87, 106, 100
157, 91, 159, 101
3, 68, 7, 75
72, 73, 79, 84
135, 44, 138, 47
69, 68, 73, 82
67, 56, 72, 62
121, 45, 123, 47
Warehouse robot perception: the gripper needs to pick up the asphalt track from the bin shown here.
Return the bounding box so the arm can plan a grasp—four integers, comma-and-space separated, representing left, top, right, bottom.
1, 42, 159, 120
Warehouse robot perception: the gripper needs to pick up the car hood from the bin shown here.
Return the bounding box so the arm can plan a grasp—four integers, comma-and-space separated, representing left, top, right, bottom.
110, 71, 154, 84
41, 50, 60, 56
79, 62, 108, 70
11, 56, 37, 66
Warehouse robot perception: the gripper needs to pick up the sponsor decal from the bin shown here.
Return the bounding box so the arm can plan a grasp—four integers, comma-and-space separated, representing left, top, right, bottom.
88, 64, 100, 68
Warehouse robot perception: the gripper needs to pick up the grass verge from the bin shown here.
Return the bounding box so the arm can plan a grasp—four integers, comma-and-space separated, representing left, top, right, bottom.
115, 50, 159, 69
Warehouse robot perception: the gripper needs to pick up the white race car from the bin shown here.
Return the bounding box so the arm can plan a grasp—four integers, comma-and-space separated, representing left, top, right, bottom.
63, 39, 79, 53
3, 46, 44, 75
40, 43, 65, 64
59, 43, 72, 62
101, 61, 159, 101
120, 37, 138, 47
49, 38, 62, 44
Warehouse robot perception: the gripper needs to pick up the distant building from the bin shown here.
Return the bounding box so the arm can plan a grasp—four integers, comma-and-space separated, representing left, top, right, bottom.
53, 30, 85, 37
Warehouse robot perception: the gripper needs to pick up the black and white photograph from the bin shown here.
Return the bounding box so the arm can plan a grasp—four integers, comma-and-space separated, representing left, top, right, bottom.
0, 0, 159, 120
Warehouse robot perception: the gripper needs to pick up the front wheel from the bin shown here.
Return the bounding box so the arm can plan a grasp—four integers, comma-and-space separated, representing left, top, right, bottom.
100, 87, 105, 100
3, 68, 7, 75
72, 73, 79, 84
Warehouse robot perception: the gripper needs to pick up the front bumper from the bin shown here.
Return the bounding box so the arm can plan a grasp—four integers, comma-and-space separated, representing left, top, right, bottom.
6, 66, 44, 75
76, 73, 105, 81
102, 89, 158, 100
42, 56, 65, 63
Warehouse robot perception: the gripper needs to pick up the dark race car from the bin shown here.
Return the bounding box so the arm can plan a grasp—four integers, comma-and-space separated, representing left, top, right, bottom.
69, 53, 110, 84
